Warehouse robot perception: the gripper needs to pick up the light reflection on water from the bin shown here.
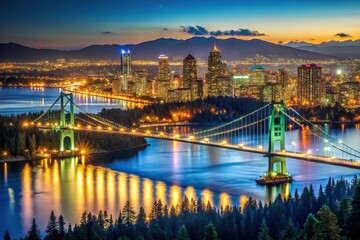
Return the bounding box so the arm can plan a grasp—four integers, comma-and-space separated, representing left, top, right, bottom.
0, 87, 143, 115
1, 156, 263, 238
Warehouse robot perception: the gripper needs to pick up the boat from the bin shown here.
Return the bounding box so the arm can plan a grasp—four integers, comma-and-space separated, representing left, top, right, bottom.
256, 175, 293, 185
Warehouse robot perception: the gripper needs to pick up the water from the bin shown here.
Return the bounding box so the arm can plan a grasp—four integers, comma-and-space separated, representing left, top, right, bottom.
0, 86, 142, 115
0, 87, 359, 238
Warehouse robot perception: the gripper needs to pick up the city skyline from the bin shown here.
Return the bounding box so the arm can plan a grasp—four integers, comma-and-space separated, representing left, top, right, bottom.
1, 0, 359, 49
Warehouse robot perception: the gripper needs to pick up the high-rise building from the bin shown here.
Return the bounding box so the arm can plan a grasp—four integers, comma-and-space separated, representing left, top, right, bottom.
120, 49, 132, 93
158, 55, 170, 81
206, 42, 224, 96
262, 83, 283, 102
249, 65, 265, 86
183, 54, 197, 88
297, 64, 322, 105
134, 70, 147, 96
216, 76, 233, 97
157, 55, 171, 99
277, 69, 289, 88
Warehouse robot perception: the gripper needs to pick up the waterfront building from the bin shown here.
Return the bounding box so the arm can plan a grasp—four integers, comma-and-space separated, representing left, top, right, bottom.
297, 64, 322, 106
338, 81, 360, 105
157, 79, 171, 100
168, 88, 191, 102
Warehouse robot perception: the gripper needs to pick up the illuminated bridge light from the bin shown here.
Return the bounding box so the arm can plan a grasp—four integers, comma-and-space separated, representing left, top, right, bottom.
131, 129, 136, 133
87, 125, 92, 129
97, 126, 102, 130
108, 127, 113, 131
120, 128, 124, 132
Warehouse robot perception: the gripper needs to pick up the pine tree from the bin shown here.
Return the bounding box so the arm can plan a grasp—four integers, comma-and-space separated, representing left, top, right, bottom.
58, 215, 66, 240
280, 218, 299, 240
337, 198, 350, 229
44, 210, 59, 240
204, 222, 218, 240
177, 225, 190, 240
3, 230, 10, 240
258, 218, 272, 240
122, 201, 136, 225
25, 218, 42, 240
136, 206, 147, 235
313, 205, 341, 240
17, 132, 26, 155
303, 213, 317, 240
346, 183, 360, 239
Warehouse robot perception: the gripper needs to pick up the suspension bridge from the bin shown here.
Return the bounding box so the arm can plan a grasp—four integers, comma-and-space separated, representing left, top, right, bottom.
26, 92, 360, 184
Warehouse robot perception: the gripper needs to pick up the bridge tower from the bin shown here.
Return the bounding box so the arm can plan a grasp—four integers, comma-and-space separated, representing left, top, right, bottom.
257, 101, 292, 184
59, 93, 75, 153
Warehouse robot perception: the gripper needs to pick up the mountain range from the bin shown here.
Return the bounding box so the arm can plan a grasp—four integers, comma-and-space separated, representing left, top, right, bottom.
0, 37, 335, 62
284, 39, 360, 58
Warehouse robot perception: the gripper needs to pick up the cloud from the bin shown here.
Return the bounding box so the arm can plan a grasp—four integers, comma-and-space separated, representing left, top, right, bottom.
181, 25, 209, 35
162, 27, 168, 31
278, 41, 283, 44
101, 31, 116, 35
334, 33, 351, 38
180, 25, 266, 37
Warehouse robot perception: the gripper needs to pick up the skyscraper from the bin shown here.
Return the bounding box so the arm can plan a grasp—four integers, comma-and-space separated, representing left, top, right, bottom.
158, 55, 170, 81
249, 65, 265, 86
183, 54, 199, 100
134, 70, 147, 96
157, 55, 171, 99
297, 64, 322, 105
120, 49, 132, 92
183, 54, 197, 88
206, 42, 224, 96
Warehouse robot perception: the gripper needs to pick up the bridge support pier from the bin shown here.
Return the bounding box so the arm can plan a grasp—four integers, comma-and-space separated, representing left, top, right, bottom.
59, 93, 75, 154
257, 101, 292, 185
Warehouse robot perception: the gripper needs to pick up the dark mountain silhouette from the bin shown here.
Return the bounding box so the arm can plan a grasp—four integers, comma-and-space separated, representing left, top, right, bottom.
0, 37, 334, 62
284, 39, 360, 58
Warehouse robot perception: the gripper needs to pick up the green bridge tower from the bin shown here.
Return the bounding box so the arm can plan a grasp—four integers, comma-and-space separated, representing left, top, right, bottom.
59, 92, 75, 153
258, 101, 292, 184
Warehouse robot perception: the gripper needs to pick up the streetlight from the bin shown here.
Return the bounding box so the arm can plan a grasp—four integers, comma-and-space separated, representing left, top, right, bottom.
324, 147, 331, 157
291, 141, 296, 152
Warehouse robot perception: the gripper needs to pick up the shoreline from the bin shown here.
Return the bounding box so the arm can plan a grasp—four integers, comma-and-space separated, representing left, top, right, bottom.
0, 143, 149, 164
63, 87, 155, 105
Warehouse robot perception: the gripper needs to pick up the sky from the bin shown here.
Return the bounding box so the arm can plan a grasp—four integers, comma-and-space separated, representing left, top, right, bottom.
0, 0, 359, 49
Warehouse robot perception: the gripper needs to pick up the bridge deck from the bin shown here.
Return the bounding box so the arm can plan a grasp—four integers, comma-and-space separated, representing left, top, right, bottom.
38, 126, 360, 170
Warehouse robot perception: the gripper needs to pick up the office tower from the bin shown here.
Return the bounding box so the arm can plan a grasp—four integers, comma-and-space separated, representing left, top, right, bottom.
216, 76, 233, 97
158, 55, 170, 81
120, 49, 132, 92
262, 83, 283, 102
249, 65, 265, 86
134, 70, 147, 96
232, 74, 250, 97
183, 54, 197, 88
206, 42, 224, 96
157, 55, 171, 99
172, 74, 182, 89
277, 69, 289, 88
168, 88, 191, 102
297, 64, 322, 105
